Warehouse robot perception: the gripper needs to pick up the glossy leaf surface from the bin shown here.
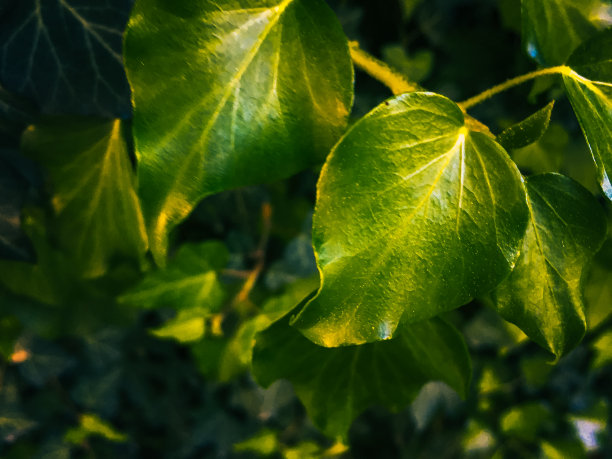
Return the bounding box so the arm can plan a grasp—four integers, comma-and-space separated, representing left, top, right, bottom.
497, 101, 555, 150
521, 0, 610, 65
21, 118, 147, 278
252, 313, 471, 441
0, 0, 133, 116
293, 92, 529, 347
563, 28, 612, 200
124, 0, 354, 262
490, 174, 606, 358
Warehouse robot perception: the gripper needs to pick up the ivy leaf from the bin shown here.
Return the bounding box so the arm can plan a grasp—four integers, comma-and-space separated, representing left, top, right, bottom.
292, 92, 528, 347
0, 0, 134, 117
497, 101, 555, 151
490, 174, 606, 358
119, 241, 228, 310
124, 0, 354, 263
252, 312, 471, 441
21, 118, 148, 278
119, 241, 228, 341
521, 0, 610, 65
562, 28, 612, 200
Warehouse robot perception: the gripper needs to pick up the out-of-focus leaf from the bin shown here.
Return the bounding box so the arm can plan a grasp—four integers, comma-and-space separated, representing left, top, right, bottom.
21, 118, 148, 278
124, 0, 354, 262
294, 92, 528, 347
500, 402, 553, 442
584, 262, 612, 329
64, 413, 127, 445
16, 337, 74, 387
218, 276, 318, 381
497, 101, 554, 150
490, 174, 606, 358
0, 0, 134, 116
563, 29, 612, 200
522, 0, 610, 65
592, 331, 612, 369
382, 45, 433, 83
0, 149, 38, 262
233, 429, 280, 456
511, 123, 568, 174
253, 312, 471, 441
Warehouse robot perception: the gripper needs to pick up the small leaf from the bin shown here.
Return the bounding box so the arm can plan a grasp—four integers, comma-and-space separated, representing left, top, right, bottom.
521, 0, 610, 65
500, 402, 552, 442
497, 101, 555, 150
151, 312, 206, 343
490, 173, 606, 358
64, 413, 127, 444
0, 0, 134, 116
119, 241, 228, 310
21, 118, 148, 278
562, 28, 612, 200
124, 0, 354, 262
293, 92, 528, 347
252, 312, 471, 441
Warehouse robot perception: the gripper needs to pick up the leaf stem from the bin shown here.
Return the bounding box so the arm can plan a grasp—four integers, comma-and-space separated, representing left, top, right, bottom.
459, 66, 570, 110
349, 41, 421, 95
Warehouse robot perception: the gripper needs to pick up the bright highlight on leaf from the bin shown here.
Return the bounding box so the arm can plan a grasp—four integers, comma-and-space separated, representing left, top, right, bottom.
252, 312, 471, 441
562, 28, 612, 200
489, 173, 606, 358
293, 92, 529, 347
20, 118, 148, 278
124, 0, 354, 263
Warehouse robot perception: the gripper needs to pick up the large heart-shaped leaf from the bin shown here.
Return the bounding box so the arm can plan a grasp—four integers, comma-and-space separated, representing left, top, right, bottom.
252, 312, 471, 441
124, 0, 354, 263
489, 173, 606, 358
292, 92, 529, 347
21, 118, 148, 278
521, 0, 610, 65
562, 28, 612, 200
0, 0, 133, 116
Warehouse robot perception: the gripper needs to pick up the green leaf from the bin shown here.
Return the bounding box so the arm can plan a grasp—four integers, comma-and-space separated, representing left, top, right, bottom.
252, 313, 471, 441
521, 0, 610, 65
119, 241, 228, 342
490, 173, 606, 358
119, 241, 228, 310
562, 28, 612, 200
293, 92, 529, 347
497, 101, 555, 150
64, 413, 127, 444
500, 402, 553, 442
0, 0, 133, 116
21, 118, 148, 278
124, 0, 354, 262
592, 330, 612, 369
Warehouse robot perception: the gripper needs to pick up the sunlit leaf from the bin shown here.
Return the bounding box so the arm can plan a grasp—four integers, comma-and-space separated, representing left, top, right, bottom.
500, 402, 553, 442
293, 92, 528, 347
562, 28, 612, 199
592, 330, 612, 369
64, 413, 127, 444
0, 0, 134, 116
497, 101, 555, 150
521, 0, 610, 65
119, 241, 228, 310
21, 118, 148, 278
253, 311, 471, 441
490, 174, 606, 358
124, 0, 354, 262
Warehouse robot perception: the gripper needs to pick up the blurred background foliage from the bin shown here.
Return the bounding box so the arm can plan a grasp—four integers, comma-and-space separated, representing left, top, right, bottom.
0, 0, 611, 457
